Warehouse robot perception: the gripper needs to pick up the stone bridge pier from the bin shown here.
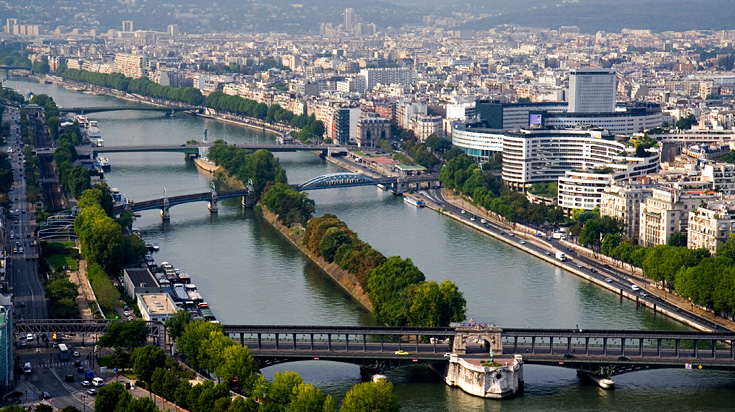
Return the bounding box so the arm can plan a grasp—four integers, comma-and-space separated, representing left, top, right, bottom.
452, 325, 503, 355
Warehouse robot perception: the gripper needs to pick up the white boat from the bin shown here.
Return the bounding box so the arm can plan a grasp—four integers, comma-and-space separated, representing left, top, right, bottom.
74, 114, 89, 127
404, 196, 425, 207
87, 120, 102, 138
96, 157, 111, 169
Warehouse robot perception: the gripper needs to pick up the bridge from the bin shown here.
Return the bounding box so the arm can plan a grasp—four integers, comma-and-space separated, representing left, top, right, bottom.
57, 106, 192, 115
113, 172, 439, 219
35, 143, 350, 158
220, 325, 735, 377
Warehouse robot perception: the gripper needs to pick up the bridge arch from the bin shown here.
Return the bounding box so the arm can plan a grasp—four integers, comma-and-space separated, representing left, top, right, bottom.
296, 173, 379, 191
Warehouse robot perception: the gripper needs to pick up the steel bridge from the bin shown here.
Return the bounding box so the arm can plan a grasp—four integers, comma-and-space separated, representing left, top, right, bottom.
35, 143, 348, 157
112, 188, 252, 215
12, 320, 735, 377
294, 173, 397, 191
57, 106, 191, 114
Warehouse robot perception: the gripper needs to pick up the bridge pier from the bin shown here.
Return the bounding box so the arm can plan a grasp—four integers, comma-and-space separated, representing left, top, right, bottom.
328, 334, 332, 351
161, 196, 170, 220
713, 341, 717, 359
549, 338, 553, 355
585, 338, 590, 355
675, 339, 680, 357
310, 334, 314, 350
275, 333, 279, 350
694, 339, 698, 357
657, 338, 662, 357
639, 339, 644, 356
603, 338, 608, 356
209, 189, 218, 214
566, 337, 571, 354
363, 334, 367, 352
345, 334, 349, 351
621, 338, 626, 356
380, 335, 384, 352
257, 333, 261, 349
293, 333, 296, 350
531, 337, 535, 354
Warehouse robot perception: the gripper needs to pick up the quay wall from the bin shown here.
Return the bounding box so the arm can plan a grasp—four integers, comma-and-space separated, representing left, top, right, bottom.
260, 209, 373, 312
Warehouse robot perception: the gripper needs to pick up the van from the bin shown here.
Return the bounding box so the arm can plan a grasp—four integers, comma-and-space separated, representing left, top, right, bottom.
23, 362, 31, 374
92, 377, 104, 387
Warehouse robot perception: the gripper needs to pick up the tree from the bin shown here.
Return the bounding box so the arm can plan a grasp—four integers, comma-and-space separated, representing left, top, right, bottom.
95, 382, 130, 412
367, 256, 425, 326
122, 397, 157, 412
268, 371, 303, 405
668, 231, 688, 247
35, 405, 53, 412
214, 344, 259, 392
339, 380, 399, 412
165, 310, 191, 341
132, 345, 168, 385
287, 384, 335, 412
98, 320, 149, 351
60, 407, 82, 412
197, 331, 235, 375
319, 227, 354, 263
177, 320, 222, 371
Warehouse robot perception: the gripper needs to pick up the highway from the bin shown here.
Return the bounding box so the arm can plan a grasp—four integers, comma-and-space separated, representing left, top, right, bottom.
6, 106, 48, 320
419, 188, 728, 333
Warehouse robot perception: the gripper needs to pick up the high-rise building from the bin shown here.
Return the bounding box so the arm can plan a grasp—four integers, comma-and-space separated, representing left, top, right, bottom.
344, 8, 356, 32
568, 68, 617, 113
122, 20, 134, 32
167, 24, 179, 37
113, 53, 148, 78
5, 18, 17, 34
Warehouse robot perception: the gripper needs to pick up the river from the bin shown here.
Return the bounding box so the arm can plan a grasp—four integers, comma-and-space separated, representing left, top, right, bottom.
13, 77, 735, 410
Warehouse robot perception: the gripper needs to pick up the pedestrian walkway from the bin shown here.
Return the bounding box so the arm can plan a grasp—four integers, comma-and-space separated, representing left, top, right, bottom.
68, 257, 95, 319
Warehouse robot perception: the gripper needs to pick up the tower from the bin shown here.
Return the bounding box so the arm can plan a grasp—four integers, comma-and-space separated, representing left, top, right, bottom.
568, 68, 617, 113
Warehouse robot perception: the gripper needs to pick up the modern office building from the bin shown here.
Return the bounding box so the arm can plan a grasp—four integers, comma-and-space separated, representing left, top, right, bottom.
568, 68, 617, 113
687, 201, 735, 253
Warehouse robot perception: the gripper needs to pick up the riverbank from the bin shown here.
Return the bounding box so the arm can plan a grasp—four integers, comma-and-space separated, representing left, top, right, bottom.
260, 208, 373, 312
422, 189, 735, 333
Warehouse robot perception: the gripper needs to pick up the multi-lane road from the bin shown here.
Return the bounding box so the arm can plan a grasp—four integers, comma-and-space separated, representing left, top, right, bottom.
5, 106, 48, 320
419, 188, 728, 333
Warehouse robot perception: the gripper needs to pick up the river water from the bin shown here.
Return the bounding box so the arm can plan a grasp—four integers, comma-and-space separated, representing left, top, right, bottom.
14, 78, 735, 410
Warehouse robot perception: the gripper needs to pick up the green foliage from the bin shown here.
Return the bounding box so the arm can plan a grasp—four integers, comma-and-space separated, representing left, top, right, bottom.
176, 320, 223, 371
668, 231, 688, 247
401, 136, 439, 168
98, 320, 149, 350
579, 216, 623, 247
407, 280, 467, 327
215, 344, 259, 391
35, 405, 53, 412
528, 182, 558, 198
424, 134, 452, 153
368, 256, 426, 325
165, 309, 191, 341
45, 278, 81, 318
95, 382, 130, 412
676, 113, 697, 130
261, 182, 315, 227
339, 380, 400, 412
132, 345, 168, 384
207, 145, 287, 199
2, 407, 31, 412
59, 68, 204, 105
74, 195, 124, 274
319, 227, 354, 263
86, 263, 122, 316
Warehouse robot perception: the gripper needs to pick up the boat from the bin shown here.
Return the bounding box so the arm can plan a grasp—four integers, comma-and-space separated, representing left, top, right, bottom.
87, 120, 102, 139
152, 244, 160, 251
96, 157, 111, 169
74, 114, 89, 128
111, 188, 122, 202
404, 196, 425, 207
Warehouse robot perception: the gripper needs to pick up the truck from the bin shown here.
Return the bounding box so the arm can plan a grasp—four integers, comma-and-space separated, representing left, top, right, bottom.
555, 251, 567, 261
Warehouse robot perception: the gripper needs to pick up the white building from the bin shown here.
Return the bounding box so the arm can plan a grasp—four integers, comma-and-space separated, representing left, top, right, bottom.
113, 53, 148, 78
687, 201, 735, 253
568, 68, 617, 113
136, 293, 178, 323
360, 68, 417, 92
601, 182, 656, 240
410, 114, 443, 141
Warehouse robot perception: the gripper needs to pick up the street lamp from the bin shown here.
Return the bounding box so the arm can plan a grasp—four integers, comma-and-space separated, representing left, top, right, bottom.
82, 394, 86, 412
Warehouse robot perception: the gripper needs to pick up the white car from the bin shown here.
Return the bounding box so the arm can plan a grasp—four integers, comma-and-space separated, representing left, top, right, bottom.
73, 351, 80, 357
631, 284, 641, 291
26, 334, 33, 341
81, 380, 91, 387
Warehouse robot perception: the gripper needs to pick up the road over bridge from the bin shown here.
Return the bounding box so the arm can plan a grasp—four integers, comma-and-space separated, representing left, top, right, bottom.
57, 106, 192, 114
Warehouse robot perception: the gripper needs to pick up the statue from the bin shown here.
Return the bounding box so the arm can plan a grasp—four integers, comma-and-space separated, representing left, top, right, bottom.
490, 349, 494, 363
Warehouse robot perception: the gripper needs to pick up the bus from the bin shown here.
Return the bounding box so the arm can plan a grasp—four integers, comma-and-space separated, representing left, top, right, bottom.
58, 343, 70, 360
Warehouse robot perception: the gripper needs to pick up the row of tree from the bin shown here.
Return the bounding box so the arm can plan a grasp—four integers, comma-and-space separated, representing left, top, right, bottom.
0, 82, 25, 104
207, 142, 288, 199
53, 123, 91, 198
57, 67, 205, 106
401, 136, 440, 169
301, 214, 467, 326
164, 316, 400, 411
439, 154, 564, 225
261, 182, 315, 227
74, 186, 146, 276
205, 91, 324, 142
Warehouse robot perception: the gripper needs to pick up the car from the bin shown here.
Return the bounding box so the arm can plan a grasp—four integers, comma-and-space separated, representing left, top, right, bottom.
590, 268, 598, 273
563, 353, 575, 359
41, 392, 51, 399
86, 388, 97, 396
460, 210, 465, 214
631, 284, 641, 291
26, 333, 33, 341
81, 380, 91, 387
15, 242, 21, 247
655, 296, 663, 302
545, 251, 551, 255
77, 366, 85, 374
443, 353, 451, 358
20, 341, 27, 348
25, 257, 29, 261
65, 374, 75, 383
394, 350, 409, 356
41, 333, 47, 341
123, 311, 130, 317
19, 302, 25, 308
640, 292, 648, 298
605, 278, 612, 283
576, 264, 583, 269
519, 240, 526, 244
618, 355, 631, 361
73, 351, 80, 357
603, 264, 612, 269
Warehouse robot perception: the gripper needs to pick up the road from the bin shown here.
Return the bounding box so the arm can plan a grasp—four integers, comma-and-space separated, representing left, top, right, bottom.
5, 106, 48, 320
419, 188, 728, 333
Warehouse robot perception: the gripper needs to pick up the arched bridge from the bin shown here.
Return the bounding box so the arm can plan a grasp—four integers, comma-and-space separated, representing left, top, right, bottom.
112, 188, 253, 218
294, 173, 396, 191
57, 106, 191, 114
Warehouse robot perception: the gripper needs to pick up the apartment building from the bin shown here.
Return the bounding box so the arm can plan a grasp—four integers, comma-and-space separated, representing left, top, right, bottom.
687, 201, 735, 253
600, 182, 656, 240
113, 53, 148, 78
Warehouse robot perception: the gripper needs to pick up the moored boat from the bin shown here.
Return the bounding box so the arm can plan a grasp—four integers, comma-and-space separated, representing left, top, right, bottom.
404, 196, 425, 207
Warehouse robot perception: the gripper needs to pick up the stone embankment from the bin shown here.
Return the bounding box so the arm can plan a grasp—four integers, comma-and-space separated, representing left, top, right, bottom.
260, 209, 373, 312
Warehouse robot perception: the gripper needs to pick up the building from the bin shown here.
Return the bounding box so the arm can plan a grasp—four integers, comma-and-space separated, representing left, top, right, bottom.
687, 201, 735, 253
113, 53, 148, 78
167, 24, 180, 37
360, 68, 417, 92
0, 293, 13, 391
474, 100, 568, 130
122, 20, 134, 32
702, 162, 735, 196
357, 117, 391, 148
600, 182, 656, 240
136, 293, 178, 323
410, 114, 443, 141
639, 183, 719, 247
449, 120, 504, 160
568, 68, 617, 113
542, 103, 663, 135
123, 268, 160, 299
158, 69, 180, 88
